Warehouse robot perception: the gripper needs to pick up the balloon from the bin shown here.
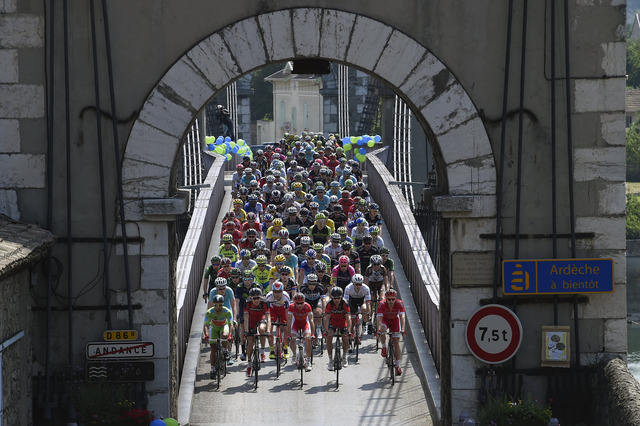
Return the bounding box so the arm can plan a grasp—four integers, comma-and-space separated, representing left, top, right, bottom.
150, 420, 166, 426
237, 139, 246, 146
358, 147, 367, 155
342, 137, 350, 145
225, 154, 232, 161
164, 419, 179, 426
374, 135, 381, 142
350, 136, 358, 144
214, 146, 225, 155
357, 138, 365, 146
356, 153, 367, 162
224, 136, 231, 143
367, 141, 375, 148
343, 143, 352, 152
232, 146, 239, 154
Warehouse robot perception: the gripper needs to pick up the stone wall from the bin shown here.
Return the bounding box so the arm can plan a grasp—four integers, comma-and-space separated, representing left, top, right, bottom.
591, 355, 640, 426
0, 269, 32, 426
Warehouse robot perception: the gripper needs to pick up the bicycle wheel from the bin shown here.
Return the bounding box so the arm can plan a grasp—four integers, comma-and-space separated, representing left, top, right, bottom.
334, 339, 341, 389
388, 340, 395, 385
216, 344, 223, 389
299, 350, 304, 388
354, 320, 361, 363
275, 336, 282, 378
234, 327, 240, 359
253, 343, 260, 390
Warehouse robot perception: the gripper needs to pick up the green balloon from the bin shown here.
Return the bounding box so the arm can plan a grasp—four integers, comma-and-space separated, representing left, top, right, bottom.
343, 143, 352, 151
214, 146, 225, 154
237, 139, 246, 146
164, 419, 179, 426
367, 140, 375, 147
356, 153, 367, 162
225, 154, 232, 161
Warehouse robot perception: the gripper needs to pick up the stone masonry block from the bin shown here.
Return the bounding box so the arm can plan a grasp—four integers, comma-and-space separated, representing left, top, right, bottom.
0, 119, 20, 152
449, 218, 495, 252
0, 84, 44, 118
138, 87, 194, 138
0, 154, 45, 187
0, 49, 18, 83
160, 57, 215, 113
595, 182, 625, 215
451, 389, 479, 422
222, 18, 266, 73
600, 113, 625, 146
319, 9, 355, 60
142, 192, 189, 217
145, 392, 169, 420
451, 287, 493, 321
451, 354, 480, 389
573, 147, 625, 182
259, 11, 295, 61
117, 289, 169, 324
447, 156, 496, 195
122, 158, 171, 199
138, 221, 170, 256
115, 221, 141, 255
141, 256, 170, 290
187, 33, 239, 89
437, 118, 493, 164
0, 189, 19, 219
574, 78, 625, 113
145, 357, 169, 392
451, 320, 470, 355
578, 284, 626, 319
126, 121, 180, 168
141, 324, 169, 359
0, 0, 17, 13
601, 42, 626, 76
0, 15, 43, 48
374, 31, 427, 87
400, 53, 450, 109
576, 216, 625, 250
292, 9, 321, 57
604, 318, 627, 353
421, 83, 476, 136
346, 15, 392, 71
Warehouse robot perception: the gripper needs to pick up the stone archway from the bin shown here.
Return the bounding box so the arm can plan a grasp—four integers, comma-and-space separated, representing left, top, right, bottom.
121, 8, 495, 200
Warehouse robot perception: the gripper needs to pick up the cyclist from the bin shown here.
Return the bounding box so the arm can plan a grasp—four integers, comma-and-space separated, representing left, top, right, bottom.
324, 233, 343, 267
377, 288, 406, 376
298, 249, 318, 284
357, 235, 379, 272
329, 204, 348, 229
369, 226, 385, 250
340, 241, 361, 274
314, 261, 332, 288
350, 217, 369, 248
242, 213, 261, 238
364, 254, 388, 303
236, 249, 257, 275
364, 203, 382, 230
310, 213, 331, 245
297, 273, 326, 339
331, 255, 356, 291
244, 287, 271, 377
208, 277, 237, 320
312, 243, 332, 269
324, 286, 351, 370
205, 294, 234, 378
226, 268, 243, 291
251, 240, 271, 261
203, 255, 222, 302
235, 271, 261, 361
288, 292, 314, 372
251, 255, 272, 291
283, 205, 304, 239
268, 255, 293, 287
380, 247, 395, 288
280, 245, 299, 279
232, 198, 247, 223
216, 257, 234, 280
264, 281, 291, 360
218, 234, 239, 265
221, 220, 243, 246
271, 229, 296, 262
265, 217, 284, 250
344, 273, 372, 340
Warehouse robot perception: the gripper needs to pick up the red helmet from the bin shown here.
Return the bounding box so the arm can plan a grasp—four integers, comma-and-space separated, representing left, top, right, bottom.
293, 293, 306, 303
339, 255, 349, 265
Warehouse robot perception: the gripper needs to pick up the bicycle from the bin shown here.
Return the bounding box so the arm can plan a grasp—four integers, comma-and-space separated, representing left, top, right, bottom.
331, 329, 347, 389
233, 323, 241, 359
313, 314, 324, 355
371, 297, 380, 351
272, 321, 288, 378
351, 307, 363, 363
209, 337, 230, 389
381, 331, 403, 385
246, 332, 270, 390
293, 330, 312, 388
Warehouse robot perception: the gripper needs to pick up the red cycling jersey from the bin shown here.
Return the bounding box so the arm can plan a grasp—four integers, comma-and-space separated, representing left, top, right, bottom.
244, 301, 269, 328
289, 302, 312, 327
377, 299, 406, 321
324, 298, 350, 328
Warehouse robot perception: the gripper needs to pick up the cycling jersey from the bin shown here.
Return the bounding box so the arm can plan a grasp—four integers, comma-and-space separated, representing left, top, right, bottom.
377, 299, 405, 333
251, 265, 272, 289
271, 239, 296, 255
264, 291, 291, 324
235, 284, 261, 321
344, 283, 372, 302
244, 300, 269, 329
289, 302, 312, 333
364, 265, 388, 283
236, 259, 257, 275
204, 306, 233, 328
357, 245, 379, 272
208, 286, 236, 320
218, 244, 239, 263
283, 216, 304, 237
383, 258, 395, 272
309, 224, 330, 245
324, 243, 343, 262
233, 208, 247, 223
267, 265, 294, 283
298, 284, 326, 309
331, 264, 355, 290
324, 298, 350, 328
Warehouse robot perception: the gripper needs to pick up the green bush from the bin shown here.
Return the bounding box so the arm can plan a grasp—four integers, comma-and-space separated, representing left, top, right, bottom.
477, 394, 552, 426
628, 193, 640, 239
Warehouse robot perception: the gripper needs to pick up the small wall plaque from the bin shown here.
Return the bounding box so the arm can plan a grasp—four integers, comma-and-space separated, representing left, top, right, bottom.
452, 252, 495, 287
541, 325, 570, 368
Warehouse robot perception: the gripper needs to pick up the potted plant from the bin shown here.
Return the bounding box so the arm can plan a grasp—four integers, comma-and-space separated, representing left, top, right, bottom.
477, 394, 553, 426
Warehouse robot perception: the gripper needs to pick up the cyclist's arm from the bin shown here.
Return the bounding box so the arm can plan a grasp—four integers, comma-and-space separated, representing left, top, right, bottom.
264, 310, 272, 333
399, 312, 406, 333
382, 275, 388, 291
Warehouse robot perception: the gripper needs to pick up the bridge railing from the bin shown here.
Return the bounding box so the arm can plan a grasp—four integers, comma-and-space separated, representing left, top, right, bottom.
175, 152, 226, 378
367, 147, 441, 372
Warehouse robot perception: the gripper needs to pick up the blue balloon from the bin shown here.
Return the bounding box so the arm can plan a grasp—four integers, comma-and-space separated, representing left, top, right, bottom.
374, 135, 381, 142
150, 420, 166, 426
224, 136, 231, 143
342, 137, 350, 145
357, 138, 365, 146
207, 143, 214, 150
359, 147, 367, 155
216, 136, 224, 145
232, 146, 239, 154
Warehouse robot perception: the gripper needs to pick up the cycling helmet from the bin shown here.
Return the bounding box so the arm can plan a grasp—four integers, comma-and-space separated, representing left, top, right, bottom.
246, 228, 258, 237
337, 227, 348, 235
254, 240, 266, 250
281, 245, 293, 254
225, 211, 235, 220
330, 195, 339, 203
385, 288, 398, 298
370, 203, 379, 210
330, 181, 341, 187
266, 175, 275, 182
352, 211, 363, 219
306, 249, 317, 258
359, 199, 367, 206
300, 236, 312, 245
212, 295, 225, 304
305, 193, 313, 201
246, 212, 257, 221
369, 226, 380, 234
294, 173, 303, 180
249, 287, 263, 297
248, 194, 258, 202
215, 277, 227, 288
278, 229, 289, 238
256, 149, 264, 156
283, 193, 293, 202
313, 243, 324, 252
309, 202, 319, 209
256, 255, 267, 265
286, 206, 298, 215
245, 168, 253, 174
230, 268, 240, 276
362, 235, 373, 243
243, 269, 253, 279
222, 234, 233, 243
355, 217, 366, 226
233, 198, 243, 205
225, 220, 236, 228
239, 187, 249, 195
344, 178, 353, 186
316, 186, 326, 192
236, 164, 244, 170
263, 213, 274, 222
314, 262, 327, 272
339, 255, 350, 265
270, 191, 281, 200
273, 218, 283, 227
210, 255, 221, 264
306, 273, 318, 283
292, 182, 303, 190
221, 257, 232, 266
274, 254, 286, 263
279, 266, 290, 274
370, 255, 383, 265
356, 181, 365, 189
330, 287, 344, 298
341, 190, 350, 198
333, 204, 343, 212
330, 233, 341, 242
352, 274, 364, 284
272, 281, 284, 292
341, 241, 352, 250
315, 213, 326, 220
293, 293, 306, 303
239, 249, 251, 259
380, 246, 390, 254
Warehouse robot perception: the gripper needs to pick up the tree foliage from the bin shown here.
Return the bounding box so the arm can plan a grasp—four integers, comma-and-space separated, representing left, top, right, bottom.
627, 194, 640, 239
628, 39, 640, 88
628, 121, 640, 181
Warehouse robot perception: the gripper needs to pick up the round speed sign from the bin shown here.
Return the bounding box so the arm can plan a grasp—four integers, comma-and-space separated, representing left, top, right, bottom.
465, 304, 523, 364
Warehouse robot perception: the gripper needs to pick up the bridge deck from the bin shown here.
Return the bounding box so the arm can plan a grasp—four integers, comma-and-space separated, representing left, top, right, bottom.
181, 184, 436, 425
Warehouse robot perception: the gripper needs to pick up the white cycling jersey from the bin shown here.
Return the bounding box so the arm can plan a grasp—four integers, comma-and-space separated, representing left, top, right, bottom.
344, 283, 372, 302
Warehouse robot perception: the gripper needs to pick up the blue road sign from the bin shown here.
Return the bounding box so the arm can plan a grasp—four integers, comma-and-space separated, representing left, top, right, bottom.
503, 258, 614, 295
